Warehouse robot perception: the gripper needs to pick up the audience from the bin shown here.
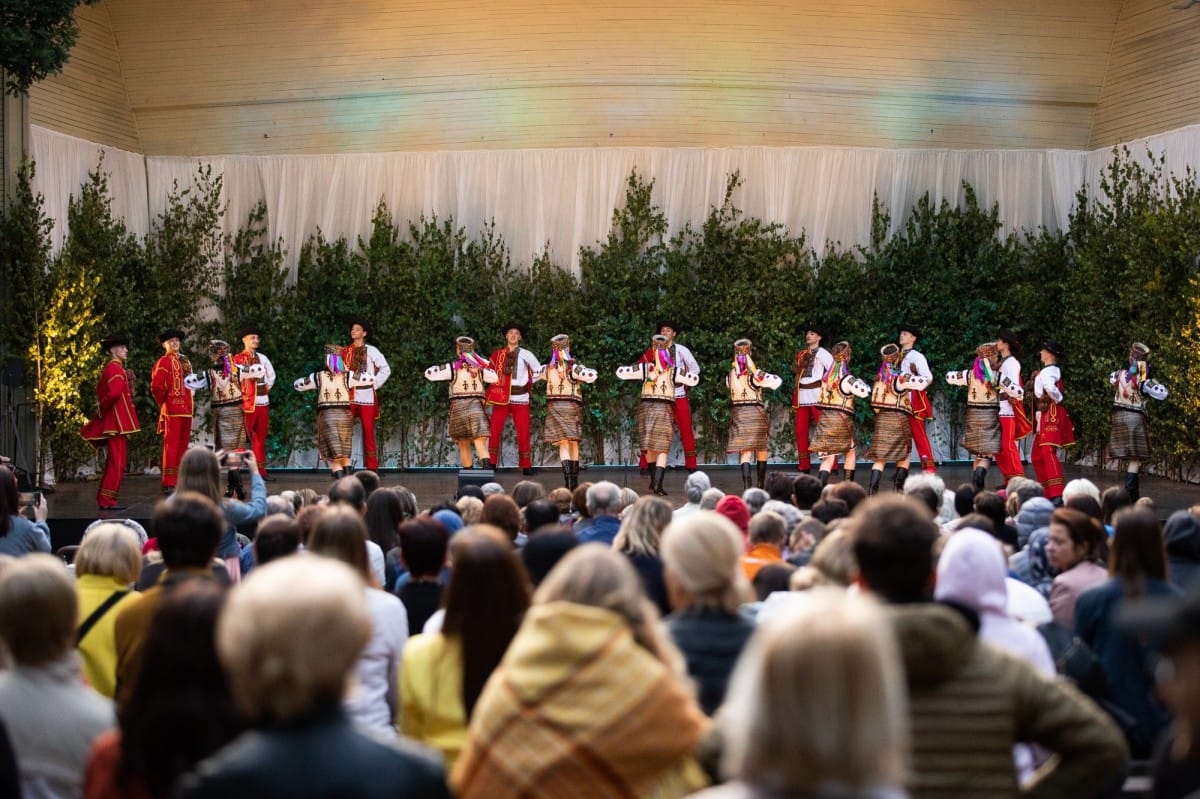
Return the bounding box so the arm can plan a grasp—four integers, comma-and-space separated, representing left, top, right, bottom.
74, 523, 144, 699
741, 510, 786, 581
578, 481, 622, 545
176, 448, 266, 582
1163, 509, 1200, 590
613, 496, 673, 616
790, 473, 823, 516
250, 514, 301, 567
673, 471, 711, 519
480, 494, 523, 545
0, 464, 51, 556
1045, 507, 1108, 629
395, 517, 449, 635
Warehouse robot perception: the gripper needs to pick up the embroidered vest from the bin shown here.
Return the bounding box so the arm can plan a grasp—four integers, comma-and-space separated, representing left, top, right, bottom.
207, 368, 244, 407
315, 371, 353, 408
729, 370, 765, 407
545, 364, 583, 402
449, 366, 487, 399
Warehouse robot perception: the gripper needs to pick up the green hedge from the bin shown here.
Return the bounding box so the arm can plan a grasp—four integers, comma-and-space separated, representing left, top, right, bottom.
4, 150, 1200, 478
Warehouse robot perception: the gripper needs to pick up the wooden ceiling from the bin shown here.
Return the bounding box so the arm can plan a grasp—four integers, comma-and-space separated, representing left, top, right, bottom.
28, 0, 1200, 155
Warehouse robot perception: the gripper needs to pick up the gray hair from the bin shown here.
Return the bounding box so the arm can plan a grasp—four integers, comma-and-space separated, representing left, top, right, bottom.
742, 488, 769, 515
266, 495, 296, 518
684, 470, 712, 504
480, 482, 505, 497
762, 499, 802, 535
699, 487, 726, 511
586, 481, 622, 517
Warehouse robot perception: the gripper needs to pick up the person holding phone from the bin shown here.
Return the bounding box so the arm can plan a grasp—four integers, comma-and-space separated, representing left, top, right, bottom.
0, 465, 50, 557
81, 333, 140, 511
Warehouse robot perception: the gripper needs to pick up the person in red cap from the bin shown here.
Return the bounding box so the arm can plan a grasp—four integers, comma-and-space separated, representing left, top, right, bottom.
232, 325, 275, 479
150, 328, 194, 494
898, 324, 936, 473
340, 317, 390, 470
81, 334, 140, 511
486, 323, 542, 475
1030, 340, 1074, 502
636, 321, 701, 473
792, 323, 833, 474
715, 494, 752, 544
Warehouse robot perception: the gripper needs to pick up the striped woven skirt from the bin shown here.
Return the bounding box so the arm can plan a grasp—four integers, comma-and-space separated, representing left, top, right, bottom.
214, 404, 249, 451
638, 400, 676, 452
1108, 408, 1150, 460
962, 407, 1001, 457
317, 406, 354, 460
449, 397, 490, 441
868, 409, 912, 462
728, 404, 768, 452
810, 408, 856, 455
543, 399, 582, 443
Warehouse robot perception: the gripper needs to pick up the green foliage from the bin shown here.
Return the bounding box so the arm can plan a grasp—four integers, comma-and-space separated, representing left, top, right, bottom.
0, 161, 53, 366
2, 0, 101, 95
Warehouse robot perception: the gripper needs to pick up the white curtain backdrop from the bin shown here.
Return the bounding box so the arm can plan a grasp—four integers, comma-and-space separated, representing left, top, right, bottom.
29, 123, 1200, 277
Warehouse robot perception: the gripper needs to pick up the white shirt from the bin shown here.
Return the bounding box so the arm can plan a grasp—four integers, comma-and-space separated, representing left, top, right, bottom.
794, 346, 833, 406
669, 342, 700, 398
900, 347, 932, 383
251, 352, 276, 406
349, 343, 391, 405
1033, 364, 1063, 404
997, 356, 1023, 417
344, 587, 407, 731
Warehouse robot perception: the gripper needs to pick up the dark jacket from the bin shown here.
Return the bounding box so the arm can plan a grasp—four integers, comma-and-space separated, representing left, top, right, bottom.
179, 704, 449, 799
665, 606, 756, 716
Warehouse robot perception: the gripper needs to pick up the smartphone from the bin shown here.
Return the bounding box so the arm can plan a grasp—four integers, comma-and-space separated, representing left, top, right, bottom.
17, 490, 41, 506
223, 450, 245, 471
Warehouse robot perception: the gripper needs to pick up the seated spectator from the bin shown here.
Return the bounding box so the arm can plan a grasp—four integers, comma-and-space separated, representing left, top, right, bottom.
810, 497, 849, 526
0, 464, 51, 556
479, 495, 523, 545
353, 469, 380, 499
395, 517, 449, 636
1062, 478, 1101, 505
480, 482, 504, 497
571, 481, 594, 537
1004, 476, 1045, 516
179, 556, 449, 799
763, 472, 795, 503
456, 484, 485, 502
523, 499, 561, 536
455, 495, 483, 525
740, 488, 769, 516
264, 495, 294, 518
74, 523, 144, 699
618, 487, 640, 514
715, 495, 751, 543
790, 528, 856, 590
826, 480, 867, 515
578, 482, 621, 546
790, 473, 823, 517
614, 496, 673, 616
751, 562, 796, 602
1101, 487, 1133, 531
1164, 509, 1200, 590
1046, 508, 1108, 629
1065, 492, 1103, 522
786, 516, 827, 567
901, 472, 945, 523
364, 488, 407, 590
546, 487, 574, 524
974, 491, 1019, 550
760, 499, 801, 538
741, 511, 786, 581
954, 483, 978, 518
511, 480, 546, 511
690, 590, 907, 799
520, 528, 577, 587
699, 487, 725, 511
674, 471, 711, 520
250, 515, 300, 569
0, 554, 114, 798
177, 447, 267, 582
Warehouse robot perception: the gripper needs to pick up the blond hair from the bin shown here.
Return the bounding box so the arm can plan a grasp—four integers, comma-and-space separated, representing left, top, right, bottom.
217, 554, 369, 723
0, 554, 77, 665
660, 511, 751, 614
720, 589, 908, 791
796, 527, 857, 588
613, 496, 672, 556
76, 523, 143, 584
455, 495, 484, 525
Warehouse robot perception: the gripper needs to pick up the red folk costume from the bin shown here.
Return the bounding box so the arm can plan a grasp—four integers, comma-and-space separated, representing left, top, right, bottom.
80, 335, 140, 509
340, 318, 391, 470
485, 324, 542, 473
232, 325, 275, 477
636, 321, 701, 472
1030, 341, 1075, 501
150, 329, 193, 491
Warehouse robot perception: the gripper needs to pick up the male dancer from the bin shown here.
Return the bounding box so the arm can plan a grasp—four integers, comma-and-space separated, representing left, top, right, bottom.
726, 339, 783, 489
946, 342, 1002, 491
809, 341, 870, 486
636, 321, 700, 473
995, 330, 1031, 483
1031, 340, 1075, 503
425, 336, 499, 469
867, 343, 929, 495
185, 340, 265, 499
619, 334, 699, 495
486, 323, 542, 475
232, 325, 275, 479
294, 345, 376, 479
898, 323, 936, 473
80, 334, 140, 511
792, 323, 833, 473
1108, 342, 1168, 501
535, 334, 597, 489
150, 328, 194, 495
341, 318, 391, 470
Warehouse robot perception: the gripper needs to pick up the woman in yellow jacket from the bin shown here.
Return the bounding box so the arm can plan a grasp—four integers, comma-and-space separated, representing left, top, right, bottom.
74, 522, 144, 698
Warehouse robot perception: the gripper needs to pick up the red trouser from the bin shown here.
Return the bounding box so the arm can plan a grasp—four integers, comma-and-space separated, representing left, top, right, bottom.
161, 416, 192, 488
98, 435, 127, 507
794, 405, 821, 471
909, 416, 934, 470
637, 396, 698, 470
1031, 441, 1065, 499
245, 405, 270, 475
489, 403, 532, 469
351, 403, 379, 469
996, 416, 1025, 480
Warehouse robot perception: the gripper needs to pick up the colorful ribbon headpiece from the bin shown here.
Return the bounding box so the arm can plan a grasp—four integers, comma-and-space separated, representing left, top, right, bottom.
1128, 342, 1150, 385
208, 339, 232, 378
877, 343, 901, 380
973, 342, 998, 383
454, 336, 489, 369
732, 339, 755, 376
549, 334, 573, 367
651, 335, 674, 370
323, 344, 345, 374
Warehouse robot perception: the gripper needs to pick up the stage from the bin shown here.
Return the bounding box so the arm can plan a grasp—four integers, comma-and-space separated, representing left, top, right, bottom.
36, 461, 1199, 551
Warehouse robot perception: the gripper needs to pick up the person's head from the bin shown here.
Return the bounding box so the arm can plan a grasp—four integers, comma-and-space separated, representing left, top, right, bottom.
791, 473, 823, 511
101, 332, 130, 362
295, 487, 320, 508
238, 325, 261, 353
480, 481, 504, 497
572, 482, 593, 517
811, 497, 849, 525
159, 328, 184, 355
455, 495, 483, 525
397, 517, 449, 579
699, 487, 725, 511
715, 495, 752, 537
741, 488, 769, 515
218, 555, 369, 723
763, 472, 795, 503
618, 486, 641, 513
252, 515, 301, 566
363, 487, 405, 552
973, 491, 1007, 532
295, 504, 327, 548
0, 464, 17, 534
353, 470, 380, 499
953, 513, 995, 536
802, 527, 857, 587
613, 495, 672, 557
1101, 486, 1134, 526
804, 323, 823, 348
1004, 476, 1044, 517
0, 554, 77, 666
523, 499, 561, 535
827, 480, 868, 515
442, 526, 532, 716
898, 323, 919, 350
328, 476, 366, 513
510, 480, 546, 510
1062, 478, 1102, 505
934, 528, 1007, 617
306, 505, 372, 583
661, 512, 751, 614
995, 329, 1021, 358
1110, 507, 1169, 592
348, 317, 370, 343
954, 483, 978, 518
1065, 493, 1103, 521
75, 522, 142, 584
501, 323, 524, 348
265, 495, 295, 518
456, 484, 485, 502
1046, 507, 1105, 573
683, 471, 712, 505
752, 563, 797, 601
547, 487, 572, 515
480, 494, 523, 543
585, 481, 622, 518
718, 589, 907, 793
902, 472, 944, 518
176, 447, 223, 507
520, 529, 578, 587
656, 320, 679, 344
850, 495, 939, 603
748, 510, 787, 549
156, 491, 223, 570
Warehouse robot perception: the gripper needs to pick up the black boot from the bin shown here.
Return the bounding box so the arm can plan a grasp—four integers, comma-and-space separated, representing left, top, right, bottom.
892, 467, 909, 493
569, 460, 580, 490
1125, 471, 1140, 502
480, 458, 492, 470
562, 461, 572, 489
332, 469, 345, 481
868, 469, 882, 495
227, 469, 246, 501
740, 462, 752, 490
651, 466, 668, 496
757, 461, 768, 489
818, 469, 830, 487
971, 466, 987, 492
844, 467, 856, 485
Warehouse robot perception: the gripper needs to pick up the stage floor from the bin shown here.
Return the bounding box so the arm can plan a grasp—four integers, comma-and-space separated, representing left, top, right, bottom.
41, 462, 1199, 550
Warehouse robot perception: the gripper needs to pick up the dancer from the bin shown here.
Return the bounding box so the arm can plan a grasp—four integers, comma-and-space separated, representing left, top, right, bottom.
424, 336, 499, 469
809, 341, 870, 487
725, 339, 782, 489
618, 333, 699, 495
486, 324, 542, 475
636, 321, 700, 473
232, 325, 275, 479
995, 330, 1032, 482
1030, 340, 1075, 503
185, 340, 266, 499
80, 334, 140, 511
534, 334, 597, 489
294, 345, 377, 479
899, 323, 936, 473
867, 343, 930, 495
792, 323, 833, 474
150, 328, 194, 495
341, 318, 391, 470
1108, 342, 1168, 501
946, 342, 1002, 491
